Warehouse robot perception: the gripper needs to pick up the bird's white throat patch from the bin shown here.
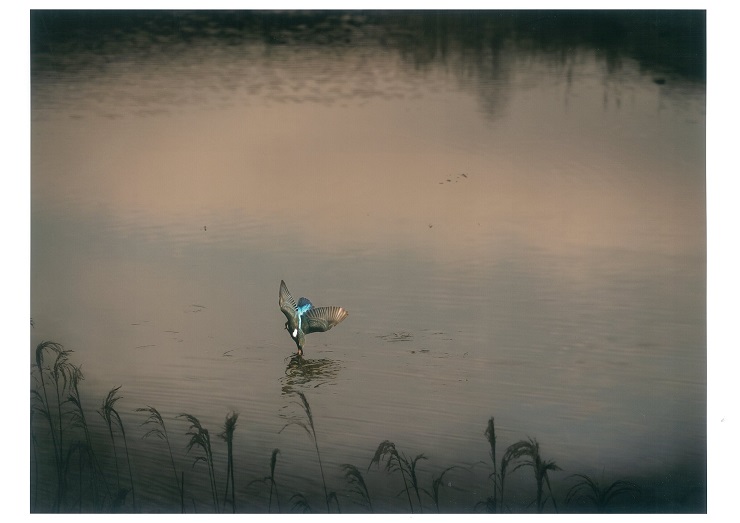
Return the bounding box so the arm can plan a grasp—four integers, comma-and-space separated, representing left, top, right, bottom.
292, 328, 298, 337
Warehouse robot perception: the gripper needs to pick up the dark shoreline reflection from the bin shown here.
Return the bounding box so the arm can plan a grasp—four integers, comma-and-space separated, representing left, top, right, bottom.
31, 10, 705, 121
30, 10, 706, 80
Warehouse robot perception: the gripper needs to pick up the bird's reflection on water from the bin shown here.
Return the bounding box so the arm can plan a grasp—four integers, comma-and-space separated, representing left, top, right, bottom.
281, 354, 343, 392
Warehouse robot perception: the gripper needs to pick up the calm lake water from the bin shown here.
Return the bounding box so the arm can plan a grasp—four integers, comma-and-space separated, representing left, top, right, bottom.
30, 11, 706, 513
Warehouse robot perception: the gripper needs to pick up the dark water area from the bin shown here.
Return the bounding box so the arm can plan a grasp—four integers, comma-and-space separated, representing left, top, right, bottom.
30, 10, 705, 514
30, 10, 705, 76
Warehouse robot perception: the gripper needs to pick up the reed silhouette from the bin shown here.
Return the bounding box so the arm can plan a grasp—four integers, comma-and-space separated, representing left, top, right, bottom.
369, 440, 426, 513
279, 390, 331, 512
29, 344, 661, 514
219, 411, 239, 512
477, 418, 564, 514
98, 385, 137, 511
264, 448, 281, 513
289, 492, 312, 513
565, 472, 641, 512
136, 405, 183, 512
341, 463, 373, 512
30, 409, 39, 508
482, 416, 500, 512
68, 365, 110, 510
509, 437, 561, 513
178, 413, 219, 513
423, 465, 460, 513
248, 448, 283, 512
31, 341, 68, 511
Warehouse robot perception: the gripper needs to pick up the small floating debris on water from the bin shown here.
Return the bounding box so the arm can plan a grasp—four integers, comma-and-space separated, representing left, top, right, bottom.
653, 77, 666, 85
223, 350, 234, 357
440, 173, 470, 184
377, 331, 414, 342
135, 344, 155, 349
189, 304, 206, 313
203, 225, 207, 231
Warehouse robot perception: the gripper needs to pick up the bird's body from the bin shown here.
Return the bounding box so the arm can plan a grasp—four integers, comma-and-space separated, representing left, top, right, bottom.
279, 280, 348, 356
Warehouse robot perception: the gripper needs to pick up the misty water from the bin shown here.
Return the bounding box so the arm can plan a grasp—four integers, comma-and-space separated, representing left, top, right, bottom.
30, 11, 706, 513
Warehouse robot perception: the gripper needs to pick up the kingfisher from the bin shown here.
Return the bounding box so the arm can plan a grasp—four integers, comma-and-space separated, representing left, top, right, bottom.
279, 280, 349, 356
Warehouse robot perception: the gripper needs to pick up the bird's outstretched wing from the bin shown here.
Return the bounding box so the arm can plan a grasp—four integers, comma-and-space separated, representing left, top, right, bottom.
279, 280, 299, 331
303, 306, 349, 334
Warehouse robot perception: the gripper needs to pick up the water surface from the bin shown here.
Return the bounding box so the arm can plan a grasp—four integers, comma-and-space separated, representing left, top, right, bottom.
30, 11, 706, 513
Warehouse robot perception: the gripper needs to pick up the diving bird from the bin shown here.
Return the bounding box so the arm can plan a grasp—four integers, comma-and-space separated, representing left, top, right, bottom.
279, 280, 349, 356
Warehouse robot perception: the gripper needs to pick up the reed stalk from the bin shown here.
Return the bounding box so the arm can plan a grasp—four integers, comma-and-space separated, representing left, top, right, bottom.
423, 466, 459, 513
279, 391, 330, 512
484, 417, 498, 511
99, 385, 137, 511
341, 463, 373, 512
248, 448, 283, 512
30, 410, 39, 510
565, 472, 641, 512
179, 413, 219, 513
31, 341, 66, 511
368, 440, 424, 513
219, 411, 239, 513
510, 437, 561, 513
289, 492, 312, 513
136, 405, 183, 511
268, 449, 281, 513
68, 364, 110, 509
51, 349, 74, 468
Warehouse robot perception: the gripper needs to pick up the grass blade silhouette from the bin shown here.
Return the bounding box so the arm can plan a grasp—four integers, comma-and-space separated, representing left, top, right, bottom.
219, 411, 239, 513
247, 448, 282, 513
179, 413, 219, 513
268, 449, 281, 513
341, 463, 373, 512
99, 385, 137, 511
510, 437, 561, 513
32, 341, 65, 511
136, 405, 183, 511
423, 466, 460, 513
484, 417, 498, 512
68, 364, 111, 510
51, 348, 74, 467
279, 391, 330, 512
408, 453, 427, 513
368, 440, 416, 513
30, 410, 39, 509
565, 473, 641, 512
289, 492, 312, 513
